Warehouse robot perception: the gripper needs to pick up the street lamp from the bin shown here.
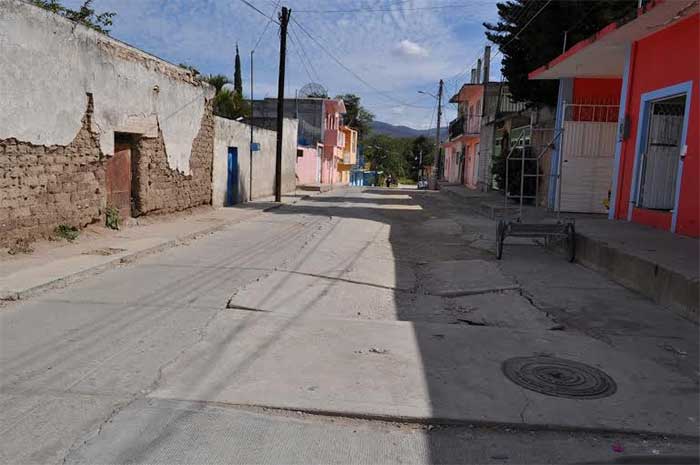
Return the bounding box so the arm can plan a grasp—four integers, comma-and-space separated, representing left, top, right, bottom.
418, 90, 438, 100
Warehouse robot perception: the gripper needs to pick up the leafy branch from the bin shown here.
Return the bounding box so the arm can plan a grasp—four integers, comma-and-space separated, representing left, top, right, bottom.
31, 0, 116, 34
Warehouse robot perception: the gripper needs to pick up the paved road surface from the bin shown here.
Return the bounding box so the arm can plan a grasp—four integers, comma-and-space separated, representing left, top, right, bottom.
1, 188, 697, 464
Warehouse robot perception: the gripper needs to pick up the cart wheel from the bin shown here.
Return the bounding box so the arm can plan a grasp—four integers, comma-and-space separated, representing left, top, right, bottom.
566, 223, 576, 263
496, 220, 505, 260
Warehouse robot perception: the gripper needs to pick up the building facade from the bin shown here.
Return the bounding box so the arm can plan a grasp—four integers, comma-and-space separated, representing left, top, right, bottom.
530, 0, 699, 236
0, 0, 216, 246
252, 97, 347, 186
212, 118, 298, 207
338, 126, 358, 185
444, 83, 484, 188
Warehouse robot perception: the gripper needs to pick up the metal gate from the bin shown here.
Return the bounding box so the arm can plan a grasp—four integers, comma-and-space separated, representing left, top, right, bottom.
637, 95, 685, 210
557, 104, 618, 214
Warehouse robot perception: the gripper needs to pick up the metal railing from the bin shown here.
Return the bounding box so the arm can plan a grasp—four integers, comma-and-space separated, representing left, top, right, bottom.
448, 115, 482, 139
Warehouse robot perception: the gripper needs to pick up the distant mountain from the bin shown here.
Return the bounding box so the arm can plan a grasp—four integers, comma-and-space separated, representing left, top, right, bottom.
371, 121, 448, 140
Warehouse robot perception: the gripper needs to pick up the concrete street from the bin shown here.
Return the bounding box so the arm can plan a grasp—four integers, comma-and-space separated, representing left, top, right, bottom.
1, 188, 698, 464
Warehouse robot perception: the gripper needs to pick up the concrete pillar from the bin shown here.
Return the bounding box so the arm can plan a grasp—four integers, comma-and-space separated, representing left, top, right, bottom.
483, 46, 491, 84
476, 59, 482, 84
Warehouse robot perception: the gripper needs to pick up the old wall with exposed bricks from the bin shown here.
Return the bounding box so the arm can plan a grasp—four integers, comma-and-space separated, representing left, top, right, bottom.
0, 0, 216, 246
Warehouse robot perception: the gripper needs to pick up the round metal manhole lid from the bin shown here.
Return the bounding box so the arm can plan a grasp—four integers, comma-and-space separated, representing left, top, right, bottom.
502, 356, 617, 399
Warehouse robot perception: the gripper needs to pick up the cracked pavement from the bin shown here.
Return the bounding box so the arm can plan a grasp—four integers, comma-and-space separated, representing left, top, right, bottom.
1, 187, 698, 464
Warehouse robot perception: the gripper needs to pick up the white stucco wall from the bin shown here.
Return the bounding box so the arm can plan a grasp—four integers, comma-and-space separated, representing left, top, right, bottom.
0, 0, 214, 174
213, 117, 298, 207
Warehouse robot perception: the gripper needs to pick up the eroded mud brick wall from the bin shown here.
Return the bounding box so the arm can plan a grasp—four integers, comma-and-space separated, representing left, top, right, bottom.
0, 0, 216, 246
0, 101, 105, 244
133, 102, 215, 215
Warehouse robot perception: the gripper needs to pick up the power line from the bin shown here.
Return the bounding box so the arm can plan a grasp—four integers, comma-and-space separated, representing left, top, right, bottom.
291, 16, 433, 109
289, 22, 321, 83
294, 3, 475, 13
444, 0, 538, 90
237, 0, 279, 24
287, 32, 316, 84
492, 0, 552, 59
253, 0, 282, 52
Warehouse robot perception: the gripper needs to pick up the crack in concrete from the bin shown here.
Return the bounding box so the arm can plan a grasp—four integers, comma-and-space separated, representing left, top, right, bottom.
59, 214, 337, 464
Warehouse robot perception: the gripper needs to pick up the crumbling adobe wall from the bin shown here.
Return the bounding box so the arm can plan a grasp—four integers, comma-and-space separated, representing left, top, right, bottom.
0, 100, 105, 246
132, 101, 215, 216
0, 98, 216, 247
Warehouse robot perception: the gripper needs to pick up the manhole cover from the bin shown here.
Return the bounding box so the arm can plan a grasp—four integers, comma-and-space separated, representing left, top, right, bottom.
502, 356, 617, 399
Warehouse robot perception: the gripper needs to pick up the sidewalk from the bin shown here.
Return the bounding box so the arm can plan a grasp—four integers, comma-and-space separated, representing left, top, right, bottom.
441, 184, 699, 321
0, 194, 306, 302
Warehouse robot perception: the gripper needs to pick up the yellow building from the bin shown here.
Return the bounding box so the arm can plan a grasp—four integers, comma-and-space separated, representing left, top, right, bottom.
337, 126, 358, 184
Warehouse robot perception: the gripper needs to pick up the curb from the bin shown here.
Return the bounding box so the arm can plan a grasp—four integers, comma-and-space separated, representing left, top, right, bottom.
0, 213, 258, 303
201, 401, 700, 440
0, 189, 321, 304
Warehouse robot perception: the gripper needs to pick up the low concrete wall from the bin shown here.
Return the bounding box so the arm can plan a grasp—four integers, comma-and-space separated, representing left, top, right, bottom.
213, 117, 297, 206
572, 233, 699, 322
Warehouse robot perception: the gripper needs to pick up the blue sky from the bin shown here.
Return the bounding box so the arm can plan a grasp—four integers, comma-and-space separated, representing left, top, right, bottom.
63, 0, 502, 129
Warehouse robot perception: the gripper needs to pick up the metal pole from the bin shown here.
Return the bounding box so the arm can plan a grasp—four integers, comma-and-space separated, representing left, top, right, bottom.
419, 149, 423, 177
434, 79, 444, 186
274, 7, 291, 203
249, 50, 254, 201
519, 137, 525, 220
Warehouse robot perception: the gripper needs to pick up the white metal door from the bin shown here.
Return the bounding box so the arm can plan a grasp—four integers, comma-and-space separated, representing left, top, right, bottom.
557, 104, 618, 214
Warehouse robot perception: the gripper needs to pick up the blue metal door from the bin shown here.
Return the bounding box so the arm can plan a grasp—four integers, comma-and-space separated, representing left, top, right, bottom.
227, 147, 239, 206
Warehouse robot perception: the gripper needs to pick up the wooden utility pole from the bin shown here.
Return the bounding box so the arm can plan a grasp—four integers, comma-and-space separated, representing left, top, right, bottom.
274, 7, 291, 202
250, 50, 254, 201
434, 79, 444, 183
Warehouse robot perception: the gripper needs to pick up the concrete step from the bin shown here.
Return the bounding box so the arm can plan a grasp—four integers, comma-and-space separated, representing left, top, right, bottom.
574, 232, 698, 322
546, 222, 699, 322
297, 184, 333, 193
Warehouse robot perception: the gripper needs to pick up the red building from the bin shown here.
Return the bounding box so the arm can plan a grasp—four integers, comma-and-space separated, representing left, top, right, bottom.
530, 0, 699, 237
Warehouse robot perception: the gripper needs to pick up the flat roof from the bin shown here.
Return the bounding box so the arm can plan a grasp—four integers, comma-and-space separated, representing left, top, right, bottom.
529, 0, 699, 80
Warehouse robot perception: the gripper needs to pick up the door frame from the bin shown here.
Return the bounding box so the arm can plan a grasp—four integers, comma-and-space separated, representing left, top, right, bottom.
628, 80, 692, 232
226, 147, 239, 206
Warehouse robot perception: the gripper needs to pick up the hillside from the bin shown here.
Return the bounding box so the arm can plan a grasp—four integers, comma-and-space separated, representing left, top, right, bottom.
371, 121, 448, 140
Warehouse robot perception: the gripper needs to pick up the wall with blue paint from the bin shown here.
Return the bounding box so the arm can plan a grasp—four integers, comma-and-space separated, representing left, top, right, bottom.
212, 117, 299, 207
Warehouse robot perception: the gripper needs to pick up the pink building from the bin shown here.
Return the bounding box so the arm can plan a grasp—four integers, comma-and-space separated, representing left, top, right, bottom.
321, 99, 347, 185
444, 84, 484, 189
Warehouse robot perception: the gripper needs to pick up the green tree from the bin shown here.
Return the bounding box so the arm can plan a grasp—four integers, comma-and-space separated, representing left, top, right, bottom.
364, 134, 411, 180
31, 0, 115, 34
234, 44, 243, 97
204, 75, 250, 119
484, 0, 636, 106
407, 136, 435, 179
335, 93, 375, 142
204, 74, 231, 93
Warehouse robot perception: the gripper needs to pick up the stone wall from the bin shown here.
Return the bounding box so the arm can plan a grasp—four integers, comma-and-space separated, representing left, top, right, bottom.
1, 97, 104, 246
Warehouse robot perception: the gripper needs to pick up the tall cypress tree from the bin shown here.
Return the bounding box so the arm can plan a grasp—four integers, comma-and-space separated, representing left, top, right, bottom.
234, 44, 243, 97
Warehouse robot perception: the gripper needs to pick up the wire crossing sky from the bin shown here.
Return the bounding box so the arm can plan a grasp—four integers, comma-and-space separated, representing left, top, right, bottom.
61, 0, 502, 129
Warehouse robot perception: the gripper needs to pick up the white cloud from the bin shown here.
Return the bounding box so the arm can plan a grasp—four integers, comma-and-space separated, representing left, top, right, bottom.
395, 39, 429, 58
